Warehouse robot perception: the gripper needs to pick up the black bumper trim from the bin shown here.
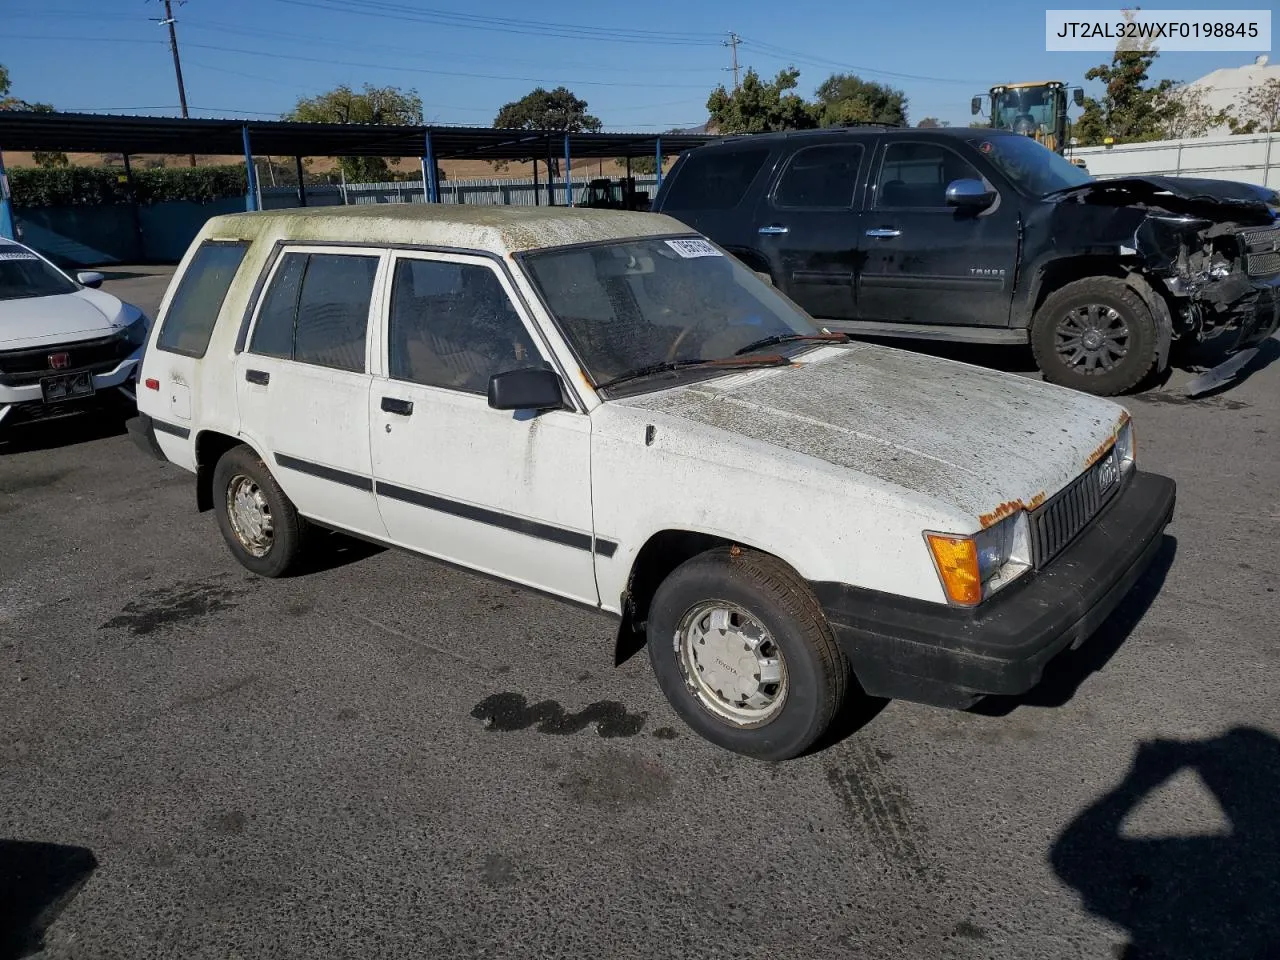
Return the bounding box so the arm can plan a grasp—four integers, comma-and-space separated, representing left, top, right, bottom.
126, 413, 170, 462
813, 469, 1176, 707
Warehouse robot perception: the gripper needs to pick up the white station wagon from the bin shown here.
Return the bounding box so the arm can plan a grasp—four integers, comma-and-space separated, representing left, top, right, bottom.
129, 205, 1175, 759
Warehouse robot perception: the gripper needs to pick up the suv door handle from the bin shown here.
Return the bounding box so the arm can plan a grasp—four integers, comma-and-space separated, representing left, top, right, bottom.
245, 369, 269, 386
865, 228, 902, 238
381, 396, 414, 416
758, 224, 789, 235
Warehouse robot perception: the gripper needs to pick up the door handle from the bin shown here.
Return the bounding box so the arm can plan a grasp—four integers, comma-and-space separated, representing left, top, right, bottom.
381, 396, 414, 416
245, 369, 269, 386
758, 224, 789, 235
865, 228, 902, 238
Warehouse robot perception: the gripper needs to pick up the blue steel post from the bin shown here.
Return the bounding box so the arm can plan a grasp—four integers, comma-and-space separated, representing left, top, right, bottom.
654, 136, 663, 192
0, 147, 15, 241
424, 130, 440, 203
242, 126, 260, 212
564, 133, 573, 207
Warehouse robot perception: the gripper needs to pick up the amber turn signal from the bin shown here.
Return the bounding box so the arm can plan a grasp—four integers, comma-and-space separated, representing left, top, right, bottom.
925, 533, 983, 606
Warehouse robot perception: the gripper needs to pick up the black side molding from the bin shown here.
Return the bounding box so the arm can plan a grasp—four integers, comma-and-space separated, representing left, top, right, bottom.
245, 369, 270, 386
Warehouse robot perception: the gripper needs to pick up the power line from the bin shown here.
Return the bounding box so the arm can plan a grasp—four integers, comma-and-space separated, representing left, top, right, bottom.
180, 17, 723, 75
739, 37, 983, 86
266, 0, 723, 45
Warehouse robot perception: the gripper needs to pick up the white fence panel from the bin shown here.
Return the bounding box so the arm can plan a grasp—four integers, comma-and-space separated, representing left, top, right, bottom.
1073, 132, 1280, 189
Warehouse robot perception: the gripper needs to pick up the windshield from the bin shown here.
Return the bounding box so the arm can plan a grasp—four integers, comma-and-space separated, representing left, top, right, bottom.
519, 237, 820, 389
971, 134, 1093, 197
992, 87, 1060, 137
0, 248, 78, 301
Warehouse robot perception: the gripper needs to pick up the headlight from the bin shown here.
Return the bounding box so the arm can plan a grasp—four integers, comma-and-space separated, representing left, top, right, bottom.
1114, 416, 1135, 470
925, 511, 1032, 606
122, 314, 149, 348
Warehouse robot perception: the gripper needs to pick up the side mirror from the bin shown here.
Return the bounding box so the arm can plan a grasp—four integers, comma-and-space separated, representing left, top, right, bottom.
945, 178, 996, 211
77, 270, 105, 289
970, 97, 982, 116
488, 367, 568, 412
1073, 88, 1085, 107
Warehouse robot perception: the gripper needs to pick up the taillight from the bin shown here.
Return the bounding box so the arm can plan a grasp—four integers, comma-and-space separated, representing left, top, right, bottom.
144, 378, 160, 391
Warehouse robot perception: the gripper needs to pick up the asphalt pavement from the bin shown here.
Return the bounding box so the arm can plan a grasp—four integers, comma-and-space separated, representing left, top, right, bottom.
2, 267, 1278, 960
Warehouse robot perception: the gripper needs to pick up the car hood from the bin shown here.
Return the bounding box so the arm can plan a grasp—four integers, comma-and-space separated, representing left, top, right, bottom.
614, 344, 1129, 525
0, 287, 135, 348
1054, 175, 1274, 223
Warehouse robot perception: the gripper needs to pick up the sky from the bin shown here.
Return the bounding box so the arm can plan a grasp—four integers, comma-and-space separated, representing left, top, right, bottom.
1, 0, 1271, 132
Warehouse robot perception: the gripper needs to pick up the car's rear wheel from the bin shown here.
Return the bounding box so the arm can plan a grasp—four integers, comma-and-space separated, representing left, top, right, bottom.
1031, 277, 1158, 396
646, 546, 851, 760
212, 445, 308, 577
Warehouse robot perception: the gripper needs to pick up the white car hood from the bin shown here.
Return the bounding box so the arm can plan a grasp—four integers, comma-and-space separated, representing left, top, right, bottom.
0, 287, 135, 349
615, 343, 1129, 523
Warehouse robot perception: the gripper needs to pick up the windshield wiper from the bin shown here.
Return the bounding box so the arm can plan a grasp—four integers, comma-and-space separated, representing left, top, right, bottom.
733, 331, 851, 356
593, 354, 791, 391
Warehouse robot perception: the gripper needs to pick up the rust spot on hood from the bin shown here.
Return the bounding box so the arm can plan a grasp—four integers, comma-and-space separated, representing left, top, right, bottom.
1027, 490, 1048, 511
1084, 435, 1117, 469
979, 500, 1025, 529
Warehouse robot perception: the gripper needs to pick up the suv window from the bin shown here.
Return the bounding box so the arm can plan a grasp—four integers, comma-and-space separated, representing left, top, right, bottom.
249, 251, 378, 373
387, 258, 540, 394
662, 148, 769, 211
875, 142, 982, 209
155, 240, 249, 357
773, 144, 864, 208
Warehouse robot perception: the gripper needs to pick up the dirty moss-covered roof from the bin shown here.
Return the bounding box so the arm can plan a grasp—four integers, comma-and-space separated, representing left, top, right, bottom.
202, 204, 695, 256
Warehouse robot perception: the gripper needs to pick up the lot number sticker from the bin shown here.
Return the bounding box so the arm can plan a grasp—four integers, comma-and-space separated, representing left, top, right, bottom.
665, 238, 723, 258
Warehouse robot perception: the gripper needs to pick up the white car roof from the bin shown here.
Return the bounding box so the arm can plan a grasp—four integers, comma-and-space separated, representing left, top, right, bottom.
199, 204, 695, 258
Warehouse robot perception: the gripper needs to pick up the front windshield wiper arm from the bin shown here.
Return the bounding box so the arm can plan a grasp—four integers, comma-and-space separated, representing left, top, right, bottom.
593, 354, 791, 391
733, 331, 851, 356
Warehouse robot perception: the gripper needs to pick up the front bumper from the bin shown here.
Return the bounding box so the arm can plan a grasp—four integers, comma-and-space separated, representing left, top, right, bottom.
812, 470, 1176, 709
1236, 274, 1280, 350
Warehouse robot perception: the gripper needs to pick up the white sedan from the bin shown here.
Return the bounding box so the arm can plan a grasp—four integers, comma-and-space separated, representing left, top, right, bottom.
0, 238, 149, 437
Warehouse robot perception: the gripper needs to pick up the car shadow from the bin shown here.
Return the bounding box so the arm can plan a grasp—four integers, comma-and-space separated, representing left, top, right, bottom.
970, 534, 1177, 717
0, 410, 128, 456
293, 528, 387, 575
0, 839, 97, 960
1051, 727, 1280, 960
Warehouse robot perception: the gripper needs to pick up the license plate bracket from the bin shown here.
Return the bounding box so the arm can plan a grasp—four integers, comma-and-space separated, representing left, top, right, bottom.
40, 372, 95, 404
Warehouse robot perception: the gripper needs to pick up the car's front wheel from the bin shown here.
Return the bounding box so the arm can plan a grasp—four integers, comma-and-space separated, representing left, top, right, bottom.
1031, 277, 1158, 396
646, 546, 851, 760
212, 445, 309, 577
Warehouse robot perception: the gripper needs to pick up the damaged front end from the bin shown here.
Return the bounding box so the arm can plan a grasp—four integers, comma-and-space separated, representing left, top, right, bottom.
1141, 214, 1280, 395
1068, 177, 1280, 395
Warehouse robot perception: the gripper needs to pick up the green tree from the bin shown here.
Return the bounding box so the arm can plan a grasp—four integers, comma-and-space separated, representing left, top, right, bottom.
1154, 84, 1230, 139
916, 117, 950, 128
285, 83, 423, 182
1236, 79, 1280, 133
492, 86, 601, 175
813, 74, 908, 127
706, 67, 815, 134
1073, 11, 1174, 145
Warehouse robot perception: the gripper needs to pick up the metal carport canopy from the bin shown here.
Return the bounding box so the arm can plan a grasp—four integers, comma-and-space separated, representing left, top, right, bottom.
0, 111, 713, 160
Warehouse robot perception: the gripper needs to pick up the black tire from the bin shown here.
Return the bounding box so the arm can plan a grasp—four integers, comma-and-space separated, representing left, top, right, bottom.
646, 546, 851, 761
1031, 277, 1158, 396
211, 445, 309, 578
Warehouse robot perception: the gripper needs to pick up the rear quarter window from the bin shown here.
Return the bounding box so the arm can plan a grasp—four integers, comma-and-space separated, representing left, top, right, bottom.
155, 240, 250, 357
660, 148, 770, 211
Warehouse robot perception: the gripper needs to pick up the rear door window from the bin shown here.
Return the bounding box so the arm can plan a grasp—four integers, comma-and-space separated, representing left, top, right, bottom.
155, 240, 249, 357
772, 144, 865, 209
661, 148, 770, 211
248, 250, 378, 373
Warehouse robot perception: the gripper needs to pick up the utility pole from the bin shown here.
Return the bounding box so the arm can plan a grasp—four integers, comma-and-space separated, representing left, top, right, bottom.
723, 32, 741, 91
152, 0, 195, 166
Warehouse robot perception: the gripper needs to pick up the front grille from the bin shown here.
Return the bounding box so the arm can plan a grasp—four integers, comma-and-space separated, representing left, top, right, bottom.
1028, 453, 1124, 568
1247, 250, 1280, 278
0, 332, 132, 385
1240, 225, 1280, 252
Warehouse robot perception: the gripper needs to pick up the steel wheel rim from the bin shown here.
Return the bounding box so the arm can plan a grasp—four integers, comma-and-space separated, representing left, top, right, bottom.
1055, 303, 1130, 374
226, 474, 274, 558
673, 600, 787, 726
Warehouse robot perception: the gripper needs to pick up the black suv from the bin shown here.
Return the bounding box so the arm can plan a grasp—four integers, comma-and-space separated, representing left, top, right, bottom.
651, 126, 1280, 396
